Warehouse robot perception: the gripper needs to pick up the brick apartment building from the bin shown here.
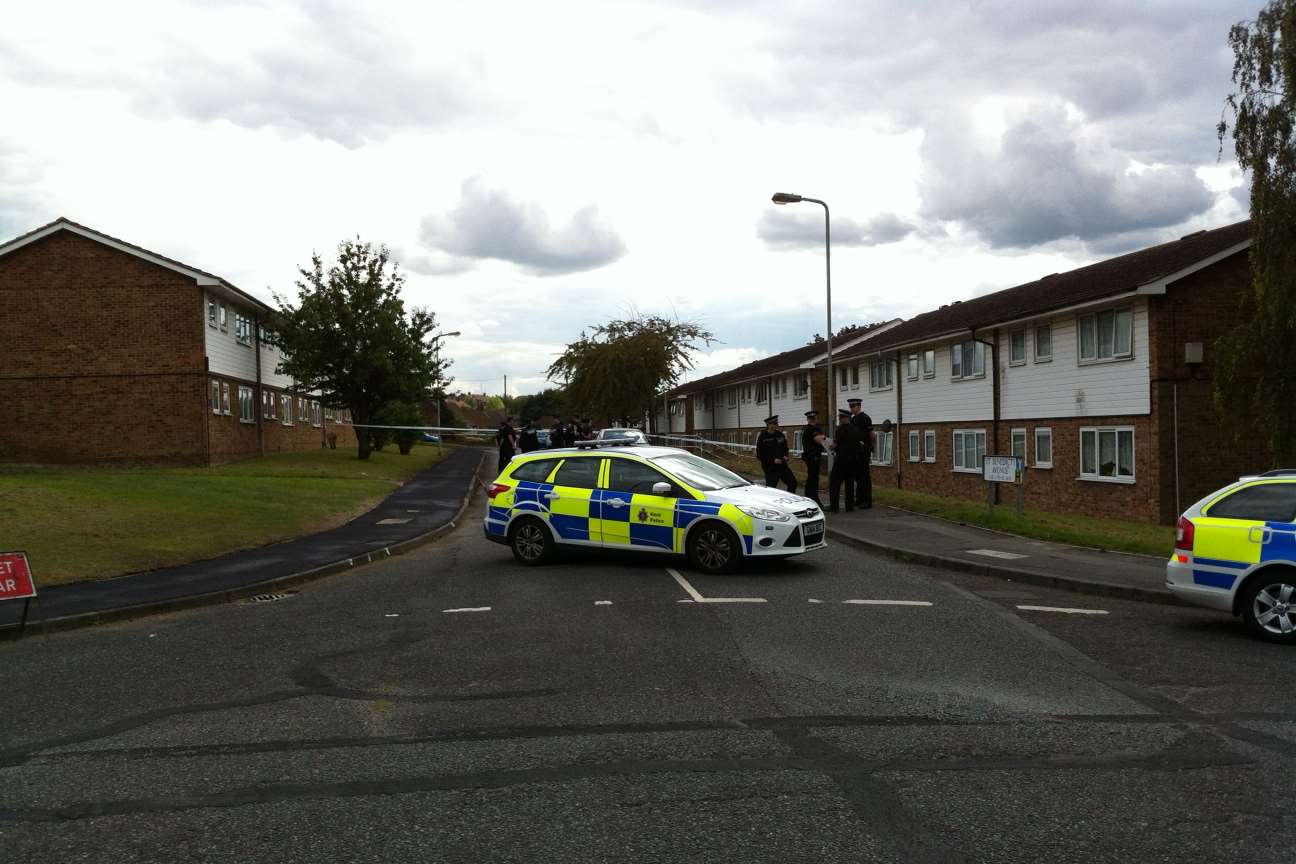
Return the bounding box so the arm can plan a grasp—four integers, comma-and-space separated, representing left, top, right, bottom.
0, 218, 356, 464
661, 220, 1256, 524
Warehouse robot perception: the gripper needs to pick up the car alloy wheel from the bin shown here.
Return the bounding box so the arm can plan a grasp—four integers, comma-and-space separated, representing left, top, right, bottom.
1251, 580, 1296, 638
692, 524, 737, 574
511, 520, 550, 565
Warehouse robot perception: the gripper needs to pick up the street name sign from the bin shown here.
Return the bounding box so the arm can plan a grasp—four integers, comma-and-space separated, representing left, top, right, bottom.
0, 552, 36, 601
983, 456, 1023, 484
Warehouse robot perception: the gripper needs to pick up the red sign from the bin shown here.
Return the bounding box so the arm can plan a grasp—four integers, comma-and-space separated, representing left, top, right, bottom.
0, 552, 36, 601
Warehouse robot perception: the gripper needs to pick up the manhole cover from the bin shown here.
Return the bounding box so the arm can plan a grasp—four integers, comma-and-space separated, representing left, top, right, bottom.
243, 591, 297, 604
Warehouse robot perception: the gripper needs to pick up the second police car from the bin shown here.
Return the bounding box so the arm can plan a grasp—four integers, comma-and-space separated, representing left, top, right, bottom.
483, 440, 825, 573
1166, 470, 1296, 644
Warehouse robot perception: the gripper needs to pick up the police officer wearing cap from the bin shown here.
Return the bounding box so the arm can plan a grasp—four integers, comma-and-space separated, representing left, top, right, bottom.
801, 409, 827, 507
828, 408, 861, 512
847, 397, 873, 509
755, 415, 797, 493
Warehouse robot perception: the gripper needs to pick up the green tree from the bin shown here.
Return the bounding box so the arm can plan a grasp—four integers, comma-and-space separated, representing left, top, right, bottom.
517, 388, 568, 425
272, 238, 446, 460
1216, 0, 1296, 462
547, 314, 714, 425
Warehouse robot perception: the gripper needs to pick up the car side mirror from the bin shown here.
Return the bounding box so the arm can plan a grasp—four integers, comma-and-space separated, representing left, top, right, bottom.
652, 482, 673, 496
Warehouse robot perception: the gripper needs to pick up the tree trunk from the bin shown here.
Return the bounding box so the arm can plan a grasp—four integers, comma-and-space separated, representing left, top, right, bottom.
355, 406, 372, 460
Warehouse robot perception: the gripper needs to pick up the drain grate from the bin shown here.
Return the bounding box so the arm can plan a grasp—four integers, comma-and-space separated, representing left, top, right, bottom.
243, 591, 297, 604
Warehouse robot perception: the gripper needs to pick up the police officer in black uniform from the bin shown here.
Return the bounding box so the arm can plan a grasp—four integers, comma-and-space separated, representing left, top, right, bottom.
828, 408, 861, 512
801, 410, 827, 507
550, 419, 567, 449
518, 422, 540, 453
755, 415, 797, 493
847, 397, 873, 509
497, 416, 517, 465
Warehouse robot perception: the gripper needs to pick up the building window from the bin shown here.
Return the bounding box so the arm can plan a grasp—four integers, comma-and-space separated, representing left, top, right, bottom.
1034, 427, 1053, 468
207, 299, 217, 328
726, 388, 737, 408
871, 431, 893, 465
908, 430, 920, 462
1011, 427, 1027, 460
1008, 330, 1026, 366
312, 401, 322, 427
869, 359, 893, 391
754, 382, 768, 403
907, 353, 919, 380
703, 393, 712, 411
1080, 427, 1135, 482
238, 386, 255, 423
669, 401, 681, 415
234, 314, 253, 347
838, 367, 849, 391
952, 429, 986, 473
792, 430, 803, 452
1034, 325, 1052, 362
221, 382, 231, 415
922, 349, 935, 378
774, 376, 788, 398
1078, 308, 1134, 363
210, 380, 221, 414
850, 365, 860, 389
281, 394, 293, 425
923, 430, 936, 462
741, 384, 752, 403
950, 341, 986, 380
218, 303, 227, 331
794, 373, 809, 399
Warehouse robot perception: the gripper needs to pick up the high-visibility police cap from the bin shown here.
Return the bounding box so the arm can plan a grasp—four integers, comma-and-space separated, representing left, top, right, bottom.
763, 415, 779, 424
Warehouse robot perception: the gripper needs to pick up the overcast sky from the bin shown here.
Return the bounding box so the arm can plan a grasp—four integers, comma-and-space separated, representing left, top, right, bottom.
2, 0, 1253, 394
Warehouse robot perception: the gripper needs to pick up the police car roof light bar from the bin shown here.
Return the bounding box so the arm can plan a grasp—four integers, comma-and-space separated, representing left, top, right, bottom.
573, 439, 639, 449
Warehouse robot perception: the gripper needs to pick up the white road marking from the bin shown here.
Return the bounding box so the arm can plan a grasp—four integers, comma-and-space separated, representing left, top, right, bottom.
808, 598, 824, 604
667, 569, 767, 604
384, 613, 400, 618
595, 600, 612, 606
442, 607, 492, 614
377, 518, 411, 525
966, 549, 1029, 560
1016, 605, 1109, 615
841, 599, 934, 607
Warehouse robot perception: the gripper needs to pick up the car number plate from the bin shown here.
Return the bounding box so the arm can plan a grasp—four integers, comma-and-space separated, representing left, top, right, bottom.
804, 520, 824, 541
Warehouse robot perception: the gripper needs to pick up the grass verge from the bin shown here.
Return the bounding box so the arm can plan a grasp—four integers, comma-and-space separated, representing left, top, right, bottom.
703, 449, 1172, 557
0, 444, 451, 587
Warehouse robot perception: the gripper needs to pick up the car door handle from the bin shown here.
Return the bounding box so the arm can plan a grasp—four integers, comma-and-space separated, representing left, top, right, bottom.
606, 499, 627, 508
542, 492, 560, 501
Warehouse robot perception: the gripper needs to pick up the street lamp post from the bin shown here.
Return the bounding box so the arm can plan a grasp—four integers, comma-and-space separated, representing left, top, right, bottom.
771, 192, 833, 462
432, 330, 461, 445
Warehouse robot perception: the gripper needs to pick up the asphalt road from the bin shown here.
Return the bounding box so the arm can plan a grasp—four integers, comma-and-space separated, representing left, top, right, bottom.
2, 488, 1294, 862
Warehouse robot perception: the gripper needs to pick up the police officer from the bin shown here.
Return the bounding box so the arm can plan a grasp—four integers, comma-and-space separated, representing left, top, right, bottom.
847, 397, 873, 509
497, 416, 517, 465
828, 408, 861, 512
801, 410, 827, 507
518, 422, 540, 453
550, 419, 567, 449
755, 415, 797, 493
578, 418, 594, 441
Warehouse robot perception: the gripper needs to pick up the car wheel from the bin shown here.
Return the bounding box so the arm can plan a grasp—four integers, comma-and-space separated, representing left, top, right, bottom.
688, 521, 742, 575
1241, 571, 1296, 644
509, 517, 553, 566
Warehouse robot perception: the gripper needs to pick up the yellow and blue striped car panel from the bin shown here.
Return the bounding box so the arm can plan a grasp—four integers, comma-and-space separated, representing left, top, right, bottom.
1179, 480, 1296, 593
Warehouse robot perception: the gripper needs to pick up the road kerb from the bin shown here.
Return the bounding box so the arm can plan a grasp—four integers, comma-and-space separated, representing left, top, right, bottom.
826, 525, 1181, 607
0, 452, 488, 640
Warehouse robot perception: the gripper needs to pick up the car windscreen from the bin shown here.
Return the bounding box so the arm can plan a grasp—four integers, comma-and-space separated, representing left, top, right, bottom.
651, 453, 748, 491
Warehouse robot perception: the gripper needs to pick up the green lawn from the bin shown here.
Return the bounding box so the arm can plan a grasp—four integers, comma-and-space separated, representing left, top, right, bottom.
0, 444, 451, 587
705, 450, 1173, 557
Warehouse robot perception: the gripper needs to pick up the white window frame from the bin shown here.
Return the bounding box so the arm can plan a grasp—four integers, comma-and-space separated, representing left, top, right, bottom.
1034, 427, 1053, 469
210, 380, 221, 415
1034, 324, 1052, 363
870, 430, 893, 466
869, 359, 893, 392
312, 401, 322, 427
1079, 426, 1135, 483
923, 430, 936, 463
907, 353, 919, 381
207, 299, 217, 328
838, 367, 849, 392
238, 386, 255, 423
218, 303, 227, 331
741, 383, 752, 403
1008, 330, 1026, 366
281, 394, 293, 425
793, 373, 809, 400
221, 382, 232, 415
1010, 427, 1027, 461
849, 365, 860, 390
922, 349, 935, 378
726, 388, 737, 409
908, 429, 920, 462
1077, 307, 1134, 364
952, 428, 986, 473
792, 430, 803, 452
950, 341, 986, 381
754, 382, 767, 403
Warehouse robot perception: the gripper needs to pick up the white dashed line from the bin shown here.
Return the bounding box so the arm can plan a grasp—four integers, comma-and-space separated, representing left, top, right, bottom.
384, 613, 400, 618
442, 607, 492, 614
808, 598, 825, 604
841, 599, 934, 607
667, 569, 767, 604
1016, 605, 1109, 615
595, 600, 612, 606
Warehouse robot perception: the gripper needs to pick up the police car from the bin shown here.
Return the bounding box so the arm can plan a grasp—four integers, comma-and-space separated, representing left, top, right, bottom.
1166, 470, 1296, 644
483, 441, 825, 573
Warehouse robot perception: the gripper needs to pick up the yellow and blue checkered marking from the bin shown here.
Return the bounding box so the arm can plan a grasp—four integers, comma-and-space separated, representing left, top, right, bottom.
1189, 517, 1296, 590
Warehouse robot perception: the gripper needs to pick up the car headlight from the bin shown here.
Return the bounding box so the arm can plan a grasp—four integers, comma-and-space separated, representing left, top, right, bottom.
737, 505, 790, 522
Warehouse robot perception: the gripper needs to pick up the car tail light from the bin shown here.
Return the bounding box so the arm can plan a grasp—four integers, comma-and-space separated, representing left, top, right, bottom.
1174, 516, 1195, 552
486, 483, 510, 499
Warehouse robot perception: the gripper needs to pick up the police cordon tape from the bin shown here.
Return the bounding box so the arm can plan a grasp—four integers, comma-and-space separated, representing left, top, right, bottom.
645, 433, 757, 453
346, 424, 761, 455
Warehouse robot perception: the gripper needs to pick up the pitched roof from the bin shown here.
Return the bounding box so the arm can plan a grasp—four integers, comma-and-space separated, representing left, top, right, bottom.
833, 220, 1252, 360
0, 216, 271, 312
670, 320, 897, 396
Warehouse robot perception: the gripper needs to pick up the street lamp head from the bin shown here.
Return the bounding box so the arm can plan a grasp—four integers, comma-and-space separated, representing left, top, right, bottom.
771, 192, 803, 205
443, 331, 462, 337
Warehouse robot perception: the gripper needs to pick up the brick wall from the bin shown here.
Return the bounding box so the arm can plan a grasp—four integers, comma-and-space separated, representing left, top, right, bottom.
0, 230, 209, 463
205, 376, 359, 464
1147, 250, 1259, 522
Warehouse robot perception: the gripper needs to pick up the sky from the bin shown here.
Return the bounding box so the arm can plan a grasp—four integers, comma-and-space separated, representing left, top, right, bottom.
1, 0, 1255, 395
